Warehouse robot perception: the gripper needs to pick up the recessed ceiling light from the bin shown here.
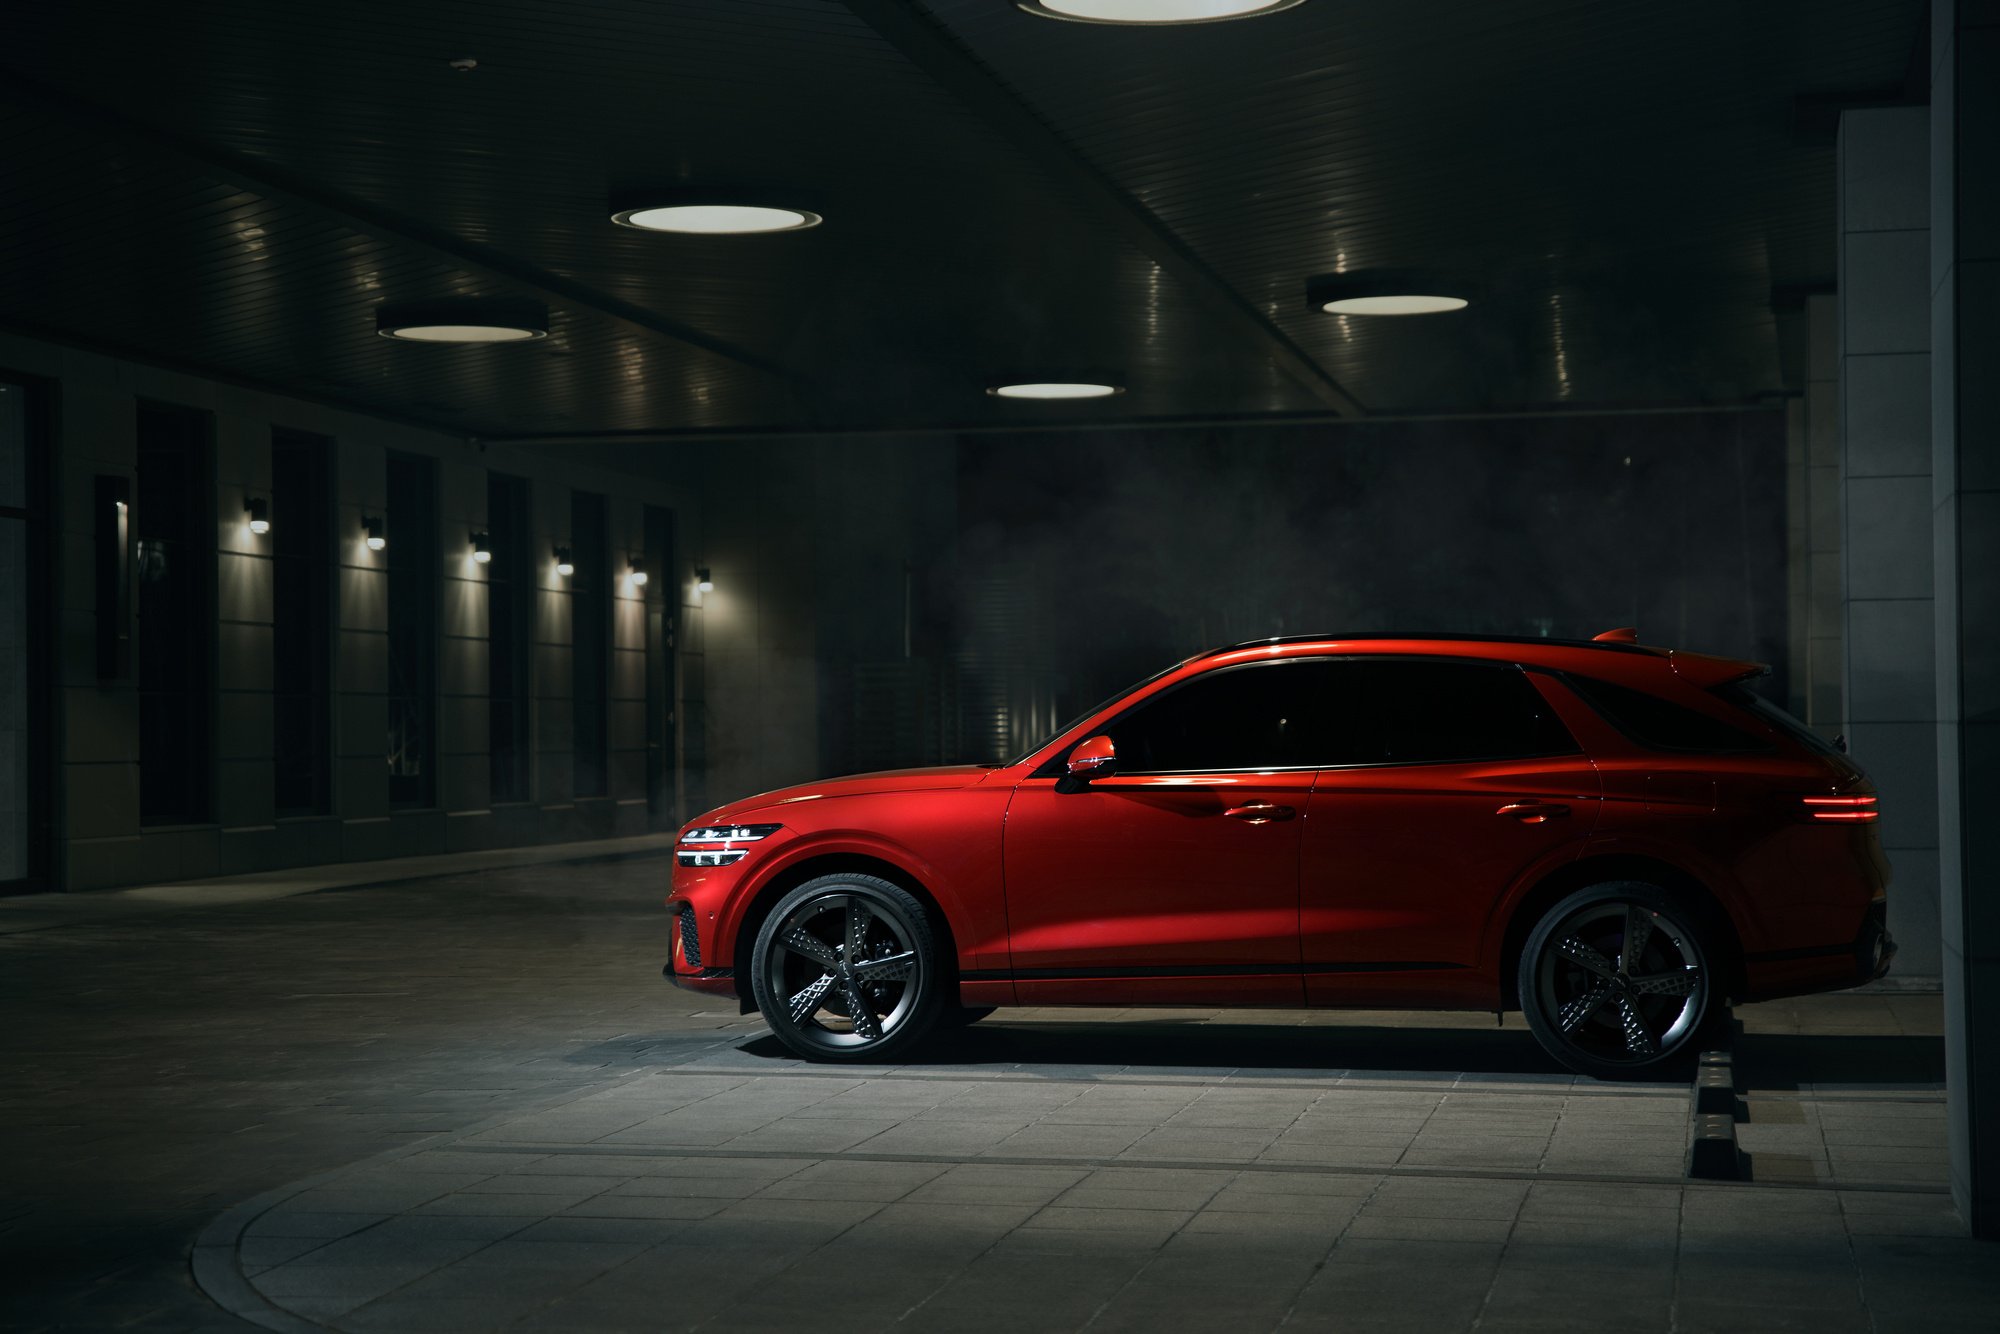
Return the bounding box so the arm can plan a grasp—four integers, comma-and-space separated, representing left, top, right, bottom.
1306, 273, 1470, 317
1017, 0, 1305, 23
611, 202, 822, 235
1320, 294, 1468, 316
376, 299, 549, 343
987, 382, 1125, 400
384, 324, 544, 343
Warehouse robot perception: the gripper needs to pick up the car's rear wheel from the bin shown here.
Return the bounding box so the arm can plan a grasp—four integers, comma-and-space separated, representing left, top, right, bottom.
750, 874, 942, 1063
1519, 882, 1713, 1079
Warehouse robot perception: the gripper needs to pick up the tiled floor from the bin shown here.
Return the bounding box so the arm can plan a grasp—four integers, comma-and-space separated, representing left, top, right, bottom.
1, 847, 1987, 1332
1733, 992, 1950, 1189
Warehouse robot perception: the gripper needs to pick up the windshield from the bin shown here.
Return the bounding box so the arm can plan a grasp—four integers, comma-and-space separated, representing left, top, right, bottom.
1714, 680, 1846, 758
1004, 653, 1204, 767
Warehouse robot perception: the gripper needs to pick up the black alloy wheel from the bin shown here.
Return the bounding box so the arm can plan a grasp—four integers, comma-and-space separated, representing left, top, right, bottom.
750, 874, 942, 1063
1519, 882, 1713, 1079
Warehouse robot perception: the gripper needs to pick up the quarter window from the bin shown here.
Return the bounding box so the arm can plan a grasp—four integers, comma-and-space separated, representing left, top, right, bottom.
1566, 675, 1764, 753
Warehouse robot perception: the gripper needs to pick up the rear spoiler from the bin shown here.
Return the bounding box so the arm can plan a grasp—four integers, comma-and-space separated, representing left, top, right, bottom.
1668, 650, 1767, 690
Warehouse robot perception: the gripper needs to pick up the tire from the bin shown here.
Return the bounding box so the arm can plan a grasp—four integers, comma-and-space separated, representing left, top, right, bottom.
750, 873, 943, 1063
1518, 881, 1714, 1080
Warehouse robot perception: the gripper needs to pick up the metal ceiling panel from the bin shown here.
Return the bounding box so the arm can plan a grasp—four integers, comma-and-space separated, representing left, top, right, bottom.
0, 0, 1924, 434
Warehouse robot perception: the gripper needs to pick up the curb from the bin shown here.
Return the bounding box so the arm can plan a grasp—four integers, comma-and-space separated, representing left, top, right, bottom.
1686, 1046, 1746, 1181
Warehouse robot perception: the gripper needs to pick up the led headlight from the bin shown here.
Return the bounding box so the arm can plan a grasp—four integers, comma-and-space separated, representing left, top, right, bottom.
676, 823, 781, 867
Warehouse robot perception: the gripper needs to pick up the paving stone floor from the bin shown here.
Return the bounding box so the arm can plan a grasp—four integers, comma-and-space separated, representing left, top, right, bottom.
1, 849, 1989, 1331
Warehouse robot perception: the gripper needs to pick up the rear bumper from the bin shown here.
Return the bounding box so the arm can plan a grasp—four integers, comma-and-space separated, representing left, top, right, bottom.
1856, 899, 1896, 982
1741, 899, 1894, 1001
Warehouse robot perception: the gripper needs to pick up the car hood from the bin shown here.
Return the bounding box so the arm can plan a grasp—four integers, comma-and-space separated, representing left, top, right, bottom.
687, 765, 997, 828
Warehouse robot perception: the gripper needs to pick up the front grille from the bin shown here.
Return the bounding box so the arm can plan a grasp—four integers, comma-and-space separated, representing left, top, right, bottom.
679, 903, 702, 969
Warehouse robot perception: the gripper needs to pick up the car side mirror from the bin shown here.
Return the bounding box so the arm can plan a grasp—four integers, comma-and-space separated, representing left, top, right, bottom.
1058, 735, 1117, 793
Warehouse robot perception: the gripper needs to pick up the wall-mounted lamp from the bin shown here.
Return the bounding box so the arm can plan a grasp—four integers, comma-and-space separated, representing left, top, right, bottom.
363, 516, 386, 551
470, 530, 492, 564
554, 545, 574, 577
245, 497, 270, 535
696, 566, 714, 593
96, 478, 132, 680
630, 559, 650, 588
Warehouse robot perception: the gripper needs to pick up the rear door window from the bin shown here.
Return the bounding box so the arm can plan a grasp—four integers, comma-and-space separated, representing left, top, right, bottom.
1351, 660, 1581, 765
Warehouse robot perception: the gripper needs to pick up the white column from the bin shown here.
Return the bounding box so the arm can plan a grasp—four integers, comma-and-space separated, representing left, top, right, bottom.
1839, 105, 1938, 981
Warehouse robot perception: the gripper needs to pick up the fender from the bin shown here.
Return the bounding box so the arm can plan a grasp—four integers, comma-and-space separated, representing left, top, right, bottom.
1476, 830, 1766, 983
711, 825, 1008, 975
1469, 834, 1604, 982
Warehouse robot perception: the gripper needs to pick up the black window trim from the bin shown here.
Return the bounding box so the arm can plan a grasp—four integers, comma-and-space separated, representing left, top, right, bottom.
1031, 655, 1584, 779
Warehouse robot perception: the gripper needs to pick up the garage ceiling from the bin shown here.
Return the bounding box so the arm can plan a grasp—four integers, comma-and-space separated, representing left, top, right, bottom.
0, 0, 1923, 437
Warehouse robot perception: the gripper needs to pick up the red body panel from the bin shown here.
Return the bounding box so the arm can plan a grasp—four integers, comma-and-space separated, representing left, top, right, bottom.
663, 635, 1891, 1017
1300, 753, 1602, 1008
1002, 771, 1311, 1006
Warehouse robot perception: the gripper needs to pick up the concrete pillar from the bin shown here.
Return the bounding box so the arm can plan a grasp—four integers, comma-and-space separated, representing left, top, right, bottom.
1840, 105, 1939, 981
1933, 0, 2000, 1238
1803, 295, 1845, 732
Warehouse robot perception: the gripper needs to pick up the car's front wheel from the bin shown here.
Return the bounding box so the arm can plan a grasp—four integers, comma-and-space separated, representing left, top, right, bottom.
1518, 882, 1714, 1079
750, 874, 942, 1063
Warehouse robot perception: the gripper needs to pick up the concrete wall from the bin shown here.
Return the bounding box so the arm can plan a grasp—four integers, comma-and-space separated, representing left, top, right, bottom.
0, 330, 708, 890
1801, 294, 1846, 732
1839, 105, 1940, 979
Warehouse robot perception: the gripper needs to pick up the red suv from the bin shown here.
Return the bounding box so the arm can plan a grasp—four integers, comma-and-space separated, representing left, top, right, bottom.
664, 633, 1892, 1078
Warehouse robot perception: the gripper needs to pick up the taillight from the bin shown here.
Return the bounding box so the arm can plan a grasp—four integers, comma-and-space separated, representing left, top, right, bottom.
1802, 795, 1878, 823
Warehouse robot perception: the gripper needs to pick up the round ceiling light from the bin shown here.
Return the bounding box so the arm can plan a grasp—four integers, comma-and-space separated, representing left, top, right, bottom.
987, 381, 1124, 400
376, 299, 549, 343
610, 200, 822, 235
1306, 272, 1470, 317
383, 324, 544, 343
1320, 294, 1469, 316
1017, 0, 1304, 22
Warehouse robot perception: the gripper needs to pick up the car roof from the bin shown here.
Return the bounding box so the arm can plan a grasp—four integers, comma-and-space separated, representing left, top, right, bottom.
1197, 632, 1765, 689
1204, 632, 1662, 659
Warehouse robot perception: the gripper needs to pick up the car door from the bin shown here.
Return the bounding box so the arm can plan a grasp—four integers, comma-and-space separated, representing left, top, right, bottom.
1298, 659, 1602, 1007
1001, 660, 1332, 1007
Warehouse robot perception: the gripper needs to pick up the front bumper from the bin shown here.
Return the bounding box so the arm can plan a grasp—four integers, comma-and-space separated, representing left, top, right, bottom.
661, 961, 739, 995
661, 898, 740, 999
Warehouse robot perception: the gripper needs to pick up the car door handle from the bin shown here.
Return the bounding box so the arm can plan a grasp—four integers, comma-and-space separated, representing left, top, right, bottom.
1497, 801, 1570, 824
1225, 802, 1295, 824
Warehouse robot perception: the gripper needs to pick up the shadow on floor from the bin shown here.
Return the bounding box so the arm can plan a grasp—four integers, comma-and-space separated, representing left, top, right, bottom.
1734, 1032, 1947, 1089
728, 1020, 1611, 1079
